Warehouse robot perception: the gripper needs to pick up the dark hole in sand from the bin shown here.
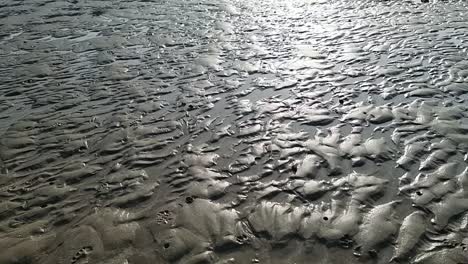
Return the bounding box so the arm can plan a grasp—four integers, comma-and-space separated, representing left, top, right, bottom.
186, 197, 194, 204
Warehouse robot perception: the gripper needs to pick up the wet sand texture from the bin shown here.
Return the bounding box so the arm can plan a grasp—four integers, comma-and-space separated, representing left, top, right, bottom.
1, 0, 468, 263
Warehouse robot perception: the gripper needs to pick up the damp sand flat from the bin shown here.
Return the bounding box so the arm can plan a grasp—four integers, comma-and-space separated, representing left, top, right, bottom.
0, 0, 468, 263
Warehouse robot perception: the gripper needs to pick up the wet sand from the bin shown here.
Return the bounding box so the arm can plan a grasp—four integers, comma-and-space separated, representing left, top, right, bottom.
0, 0, 468, 263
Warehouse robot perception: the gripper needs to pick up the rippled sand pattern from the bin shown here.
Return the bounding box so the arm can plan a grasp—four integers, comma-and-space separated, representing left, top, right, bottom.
1, 0, 468, 263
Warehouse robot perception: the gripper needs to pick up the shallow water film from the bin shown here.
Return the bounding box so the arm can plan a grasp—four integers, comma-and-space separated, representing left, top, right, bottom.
1, 0, 468, 263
